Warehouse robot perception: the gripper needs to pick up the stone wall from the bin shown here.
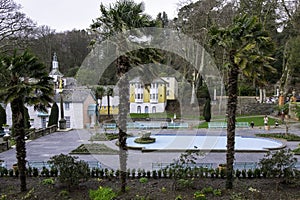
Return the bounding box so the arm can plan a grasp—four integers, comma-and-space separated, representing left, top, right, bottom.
211, 96, 276, 116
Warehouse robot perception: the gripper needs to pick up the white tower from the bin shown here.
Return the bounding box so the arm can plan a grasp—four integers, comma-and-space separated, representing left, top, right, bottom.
49, 52, 63, 83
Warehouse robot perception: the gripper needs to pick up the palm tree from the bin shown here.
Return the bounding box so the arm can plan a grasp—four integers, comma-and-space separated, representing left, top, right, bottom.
91, 0, 157, 193
95, 86, 105, 122
0, 50, 54, 191
210, 14, 275, 189
106, 87, 113, 118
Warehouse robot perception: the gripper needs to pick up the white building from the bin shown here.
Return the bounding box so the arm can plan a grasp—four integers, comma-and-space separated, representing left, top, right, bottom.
5, 53, 96, 129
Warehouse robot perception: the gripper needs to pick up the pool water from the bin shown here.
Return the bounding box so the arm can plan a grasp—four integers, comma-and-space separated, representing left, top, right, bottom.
126, 135, 285, 152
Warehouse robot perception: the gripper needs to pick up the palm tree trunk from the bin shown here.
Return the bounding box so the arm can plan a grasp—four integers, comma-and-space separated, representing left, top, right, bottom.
11, 98, 27, 192
107, 95, 110, 118
117, 56, 129, 193
226, 52, 239, 189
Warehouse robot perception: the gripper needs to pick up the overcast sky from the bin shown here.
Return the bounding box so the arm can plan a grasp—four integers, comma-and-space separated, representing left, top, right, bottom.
14, 0, 193, 32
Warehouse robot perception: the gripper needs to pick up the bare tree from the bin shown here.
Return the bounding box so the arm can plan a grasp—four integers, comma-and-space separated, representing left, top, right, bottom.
0, 0, 35, 52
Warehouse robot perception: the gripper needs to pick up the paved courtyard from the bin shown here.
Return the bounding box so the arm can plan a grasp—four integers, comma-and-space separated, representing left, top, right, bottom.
0, 124, 300, 170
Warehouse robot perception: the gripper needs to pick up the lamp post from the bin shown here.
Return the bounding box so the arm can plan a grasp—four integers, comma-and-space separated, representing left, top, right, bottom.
3, 130, 11, 150
58, 78, 66, 130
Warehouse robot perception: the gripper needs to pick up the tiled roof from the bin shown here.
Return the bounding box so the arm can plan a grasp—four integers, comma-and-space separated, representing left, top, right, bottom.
54, 88, 94, 103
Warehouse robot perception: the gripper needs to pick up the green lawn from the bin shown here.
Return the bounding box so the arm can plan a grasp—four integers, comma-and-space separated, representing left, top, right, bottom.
197, 115, 279, 128
70, 143, 119, 155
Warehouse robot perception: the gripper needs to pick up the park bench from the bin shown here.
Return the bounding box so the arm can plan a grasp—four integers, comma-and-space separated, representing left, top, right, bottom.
183, 163, 214, 169
103, 123, 117, 130
208, 122, 227, 129
233, 162, 257, 170
87, 161, 102, 169
236, 122, 249, 128
167, 122, 189, 129
208, 122, 249, 129
140, 123, 161, 129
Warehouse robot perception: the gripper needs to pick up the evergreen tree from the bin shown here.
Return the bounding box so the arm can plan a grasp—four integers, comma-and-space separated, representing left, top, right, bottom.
203, 98, 211, 122
0, 105, 6, 130
48, 102, 59, 127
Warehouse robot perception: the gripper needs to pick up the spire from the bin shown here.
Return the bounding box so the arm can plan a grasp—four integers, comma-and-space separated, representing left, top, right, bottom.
53, 52, 57, 62
49, 52, 63, 81
52, 52, 59, 70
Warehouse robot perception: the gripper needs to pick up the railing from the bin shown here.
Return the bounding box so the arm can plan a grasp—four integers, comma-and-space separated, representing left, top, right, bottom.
103, 122, 189, 130
26, 125, 58, 140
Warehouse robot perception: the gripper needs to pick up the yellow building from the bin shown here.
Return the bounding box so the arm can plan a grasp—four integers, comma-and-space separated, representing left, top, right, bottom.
99, 96, 119, 115
129, 77, 167, 113
161, 77, 178, 100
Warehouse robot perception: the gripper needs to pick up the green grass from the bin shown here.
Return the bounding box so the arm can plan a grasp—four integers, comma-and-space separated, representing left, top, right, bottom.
134, 137, 156, 144
90, 133, 132, 141
129, 113, 178, 119
256, 133, 300, 141
197, 116, 279, 128
70, 143, 119, 155
292, 144, 300, 155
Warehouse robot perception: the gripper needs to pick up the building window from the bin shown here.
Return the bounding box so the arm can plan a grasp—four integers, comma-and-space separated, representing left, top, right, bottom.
65, 102, 70, 110
65, 116, 71, 128
145, 106, 149, 113
167, 90, 170, 96
152, 106, 156, 113
41, 117, 47, 128
137, 106, 141, 113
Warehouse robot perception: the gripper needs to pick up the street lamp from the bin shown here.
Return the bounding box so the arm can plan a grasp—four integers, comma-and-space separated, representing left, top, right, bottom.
3, 132, 11, 150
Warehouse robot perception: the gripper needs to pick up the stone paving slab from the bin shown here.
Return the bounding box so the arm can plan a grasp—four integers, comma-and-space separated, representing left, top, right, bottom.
0, 126, 299, 170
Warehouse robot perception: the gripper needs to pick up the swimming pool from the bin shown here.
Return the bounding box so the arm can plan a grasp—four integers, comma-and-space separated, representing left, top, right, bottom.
126, 135, 285, 152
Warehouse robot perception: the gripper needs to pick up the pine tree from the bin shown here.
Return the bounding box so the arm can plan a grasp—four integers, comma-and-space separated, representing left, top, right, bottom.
48, 102, 59, 127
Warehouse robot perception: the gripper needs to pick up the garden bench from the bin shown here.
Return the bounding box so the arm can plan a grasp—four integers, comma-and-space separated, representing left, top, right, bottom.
87, 161, 102, 169
233, 162, 257, 170
236, 122, 249, 128
138, 123, 162, 129
208, 122, 227, 129
127, 122, 140, 129
183, 163, 214, 169
167, 122, 189, 129
103, 123, 117, 130
208, 122, 249, 128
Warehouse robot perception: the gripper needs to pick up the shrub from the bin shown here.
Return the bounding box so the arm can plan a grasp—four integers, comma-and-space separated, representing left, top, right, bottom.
235, 169, 241, 178
259, 149, 297, 179
203, 98, 211, 122
247, 169, 253, 178
48, 154, 89, 190
58, 190, 69, 198
254, 168, 261, 178
201, 186, 213, 194
41, 167, 49, 177
89, 186, 116, 200
177, 178, 193, 188
194, 191, 206, 200
42, 178, 55, 185
241, 169, 247, 178
213, 189, 222, 196
50, 166, 58, 177
48, 103, 59, 127
131, 169, 135, 178
139, 177, 148, 184
32, 168, 39, 177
